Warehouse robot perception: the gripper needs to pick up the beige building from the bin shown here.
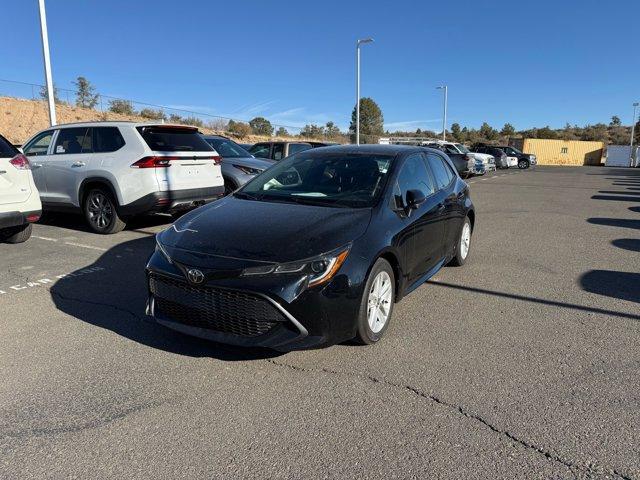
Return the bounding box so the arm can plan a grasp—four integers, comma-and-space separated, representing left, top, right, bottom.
510, 138, 604, 166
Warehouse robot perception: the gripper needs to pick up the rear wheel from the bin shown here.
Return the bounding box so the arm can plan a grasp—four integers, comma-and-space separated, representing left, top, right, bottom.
355, 259, 395, 345
84, 188, 126, 234
1, 223, 33, 244
449, 216, 472, 266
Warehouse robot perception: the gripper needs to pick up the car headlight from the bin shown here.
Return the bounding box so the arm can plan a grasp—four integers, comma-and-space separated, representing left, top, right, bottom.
155, 234, 173, 264
233, 164, 263, 175
241, 246, 350, 287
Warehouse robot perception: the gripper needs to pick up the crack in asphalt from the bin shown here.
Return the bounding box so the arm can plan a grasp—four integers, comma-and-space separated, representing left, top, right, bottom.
265, 358, 634, 480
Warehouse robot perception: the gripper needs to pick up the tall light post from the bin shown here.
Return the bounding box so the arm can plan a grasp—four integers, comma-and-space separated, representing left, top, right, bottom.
38, 0, 56, 126
630, 102, 639, 167
436, 85, 448, 141
356, 38, 374, 145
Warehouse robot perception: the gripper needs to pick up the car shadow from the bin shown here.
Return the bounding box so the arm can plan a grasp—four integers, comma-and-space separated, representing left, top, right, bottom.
611, 238, 640, 252
49, 235, 282, 361
591, 194, 640, 202
579, 270, 640, 305
38, 212, 174, 234
587, 217, 640, 230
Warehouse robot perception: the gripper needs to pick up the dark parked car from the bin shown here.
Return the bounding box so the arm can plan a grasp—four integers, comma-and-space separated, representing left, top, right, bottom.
423, 142, 482, 177
249, 141, 312, 160
473, 145, 509, 169
308, 141, 340, 148
495, 145, 537, 169
146, 145, 475, 350
202, 135, 274, 193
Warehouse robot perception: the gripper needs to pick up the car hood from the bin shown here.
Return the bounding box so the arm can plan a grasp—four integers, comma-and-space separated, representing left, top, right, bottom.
161, 196, 372, 264
220, 156, 275, 170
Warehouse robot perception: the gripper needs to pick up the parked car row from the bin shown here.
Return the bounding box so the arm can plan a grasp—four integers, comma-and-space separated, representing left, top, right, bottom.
472, 143, 537, 169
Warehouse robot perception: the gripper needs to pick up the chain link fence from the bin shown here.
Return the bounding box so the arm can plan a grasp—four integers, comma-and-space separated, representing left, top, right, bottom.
0, 78, 381, 145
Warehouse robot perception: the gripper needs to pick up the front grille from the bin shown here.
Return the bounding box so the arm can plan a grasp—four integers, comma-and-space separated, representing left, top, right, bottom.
149, 274, 286, 337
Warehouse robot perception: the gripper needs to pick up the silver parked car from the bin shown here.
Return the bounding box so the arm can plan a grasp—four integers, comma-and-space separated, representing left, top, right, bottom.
202, 135, 275, 194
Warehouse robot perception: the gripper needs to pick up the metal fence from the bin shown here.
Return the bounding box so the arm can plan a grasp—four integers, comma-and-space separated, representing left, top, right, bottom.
0, 78, 381, 144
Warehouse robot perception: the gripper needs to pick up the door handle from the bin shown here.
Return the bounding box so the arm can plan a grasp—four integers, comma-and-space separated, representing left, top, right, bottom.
71, 161, 86, 167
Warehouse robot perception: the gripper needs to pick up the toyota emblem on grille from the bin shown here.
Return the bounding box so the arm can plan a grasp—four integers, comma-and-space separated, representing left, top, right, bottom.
187, 268, 205, 284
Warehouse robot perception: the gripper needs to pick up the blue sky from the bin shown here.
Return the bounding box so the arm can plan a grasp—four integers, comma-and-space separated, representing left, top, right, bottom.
2, 0, 639, 133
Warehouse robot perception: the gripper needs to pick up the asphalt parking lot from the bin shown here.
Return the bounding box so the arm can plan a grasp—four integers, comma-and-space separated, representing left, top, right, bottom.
1, 166, 639, 479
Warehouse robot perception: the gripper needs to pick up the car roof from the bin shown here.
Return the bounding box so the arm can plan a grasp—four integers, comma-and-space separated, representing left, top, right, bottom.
49, 121, 198, 129
308, 144, 428, 155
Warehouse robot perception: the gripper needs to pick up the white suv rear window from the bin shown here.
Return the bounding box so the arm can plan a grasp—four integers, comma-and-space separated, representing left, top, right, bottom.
136, 127, 213, 152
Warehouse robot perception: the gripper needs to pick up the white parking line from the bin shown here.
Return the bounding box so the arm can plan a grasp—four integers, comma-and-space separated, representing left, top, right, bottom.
33, 235, 58, 242
63, 242, 107, 252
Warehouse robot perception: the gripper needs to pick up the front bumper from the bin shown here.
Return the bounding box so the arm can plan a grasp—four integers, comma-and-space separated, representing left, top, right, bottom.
0, 209, 41, 229
145, 249, 363, 350
119, 186, 225, 216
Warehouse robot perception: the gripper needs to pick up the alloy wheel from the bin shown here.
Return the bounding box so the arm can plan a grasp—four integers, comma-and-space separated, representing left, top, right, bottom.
367, 271, 393, 333
87, 192, 113, 230
460, 221, 471, 259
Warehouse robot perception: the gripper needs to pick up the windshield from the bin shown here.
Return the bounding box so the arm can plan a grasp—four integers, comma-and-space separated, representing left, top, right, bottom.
454, 143, 470, 153
236, 152, 394, 208
204, 137, 251, 158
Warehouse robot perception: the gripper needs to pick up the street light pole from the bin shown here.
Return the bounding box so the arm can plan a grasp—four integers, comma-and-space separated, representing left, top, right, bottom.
436, 86, 448, 141
356, 38, 374, 145
630, 102, 639, 167
38, 0, 56, 126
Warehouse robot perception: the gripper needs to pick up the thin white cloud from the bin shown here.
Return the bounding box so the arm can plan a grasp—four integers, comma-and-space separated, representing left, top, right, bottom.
384, 119, 442, 130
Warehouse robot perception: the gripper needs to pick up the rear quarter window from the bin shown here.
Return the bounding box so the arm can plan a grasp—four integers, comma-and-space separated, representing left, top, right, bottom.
136, 127, 214, 152
0, 135, 18, 157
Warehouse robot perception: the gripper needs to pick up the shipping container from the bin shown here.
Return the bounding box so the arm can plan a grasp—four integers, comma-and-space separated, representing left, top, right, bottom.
604, 145, 638, 167
509, 138, 604, 166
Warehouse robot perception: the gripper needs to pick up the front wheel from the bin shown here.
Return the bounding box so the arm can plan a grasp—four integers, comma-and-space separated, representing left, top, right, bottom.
84, 188, 126, 234
354, 258, 395, 345
518, 159, 529, 169
1, 223, 33, 244
449, 216, 472, 266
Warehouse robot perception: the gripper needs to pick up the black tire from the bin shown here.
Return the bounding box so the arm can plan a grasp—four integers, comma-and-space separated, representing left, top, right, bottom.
354, 258, 395, 345
449, 216, 472, 266
518, 159, 529, 169
83, 188, 126, 234
2, 223, 33, 244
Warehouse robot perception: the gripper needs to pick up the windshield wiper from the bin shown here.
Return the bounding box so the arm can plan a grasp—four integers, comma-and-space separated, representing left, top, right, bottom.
233, 191, 262, 200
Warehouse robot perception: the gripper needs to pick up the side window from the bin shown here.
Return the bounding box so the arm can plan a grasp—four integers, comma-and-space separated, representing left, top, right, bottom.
23, 130, 54, 157
93, 127, 125, 153
81, 128, 93, 153
250, 144, 270, 159
393, 154, 435, 209
272, 144, 285, 160
427, 153, 454, 190
54, 128, 89, 154
289, 143, 311, 155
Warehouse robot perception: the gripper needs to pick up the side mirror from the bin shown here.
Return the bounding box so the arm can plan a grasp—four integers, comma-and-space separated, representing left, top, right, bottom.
405, 189, 426, 210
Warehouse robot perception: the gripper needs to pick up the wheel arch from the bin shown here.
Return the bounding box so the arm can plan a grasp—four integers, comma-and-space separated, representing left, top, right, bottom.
375, 249, 404, 302
78, 177, 121, 209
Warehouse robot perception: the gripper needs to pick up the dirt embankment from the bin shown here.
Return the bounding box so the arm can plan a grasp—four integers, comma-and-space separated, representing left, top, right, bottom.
0, 96, 302, 145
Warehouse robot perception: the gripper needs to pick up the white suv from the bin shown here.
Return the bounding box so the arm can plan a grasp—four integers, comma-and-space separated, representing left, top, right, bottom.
0, 133, 42, 243
22, 122, 224, 234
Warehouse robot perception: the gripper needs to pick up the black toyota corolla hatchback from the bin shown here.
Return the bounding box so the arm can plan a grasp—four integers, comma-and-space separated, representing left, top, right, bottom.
146, 145, 475, 349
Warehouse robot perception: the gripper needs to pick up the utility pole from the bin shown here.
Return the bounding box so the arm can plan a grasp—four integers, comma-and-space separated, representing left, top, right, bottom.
38, 0, 56, 126
436, 86, 448, 141
630, 102, 639, 167
356, 38, 373, 145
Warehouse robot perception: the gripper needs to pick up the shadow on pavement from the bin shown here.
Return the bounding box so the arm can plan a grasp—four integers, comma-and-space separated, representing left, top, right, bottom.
611, 238, 640, 252
38, 212, 173, 234
426, 281, 639, 321
591, 194, 640, 202
49, 235, 281, 361
579, 270, 640, 305
630, 206, 640, 213
587, 218, 640, 230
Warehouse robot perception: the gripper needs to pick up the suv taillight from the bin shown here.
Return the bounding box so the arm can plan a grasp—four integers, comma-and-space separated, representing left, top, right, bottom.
131, 155, 222, 168
10, 154, 30, 170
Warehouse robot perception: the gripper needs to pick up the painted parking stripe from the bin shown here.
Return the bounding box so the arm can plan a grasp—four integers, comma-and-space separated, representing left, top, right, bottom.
33, 235, 58, 242
63, 242, 107, 252
0, 266, 106, 297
